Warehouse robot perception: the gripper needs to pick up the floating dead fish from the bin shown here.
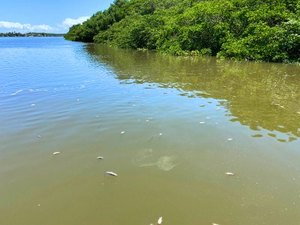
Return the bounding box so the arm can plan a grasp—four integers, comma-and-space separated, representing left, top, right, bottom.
53, 152, 60, 155
157, 217, 163, 225
227, 138, 233, 141
121, 131, 125, 134
225, 172, 235, 176
212, 223, 220, 225
11, 89, 23, 96
199, 121, 205, 124
97, 156, 104, 160
105, 171, 118, 177
159, 133, 163, 136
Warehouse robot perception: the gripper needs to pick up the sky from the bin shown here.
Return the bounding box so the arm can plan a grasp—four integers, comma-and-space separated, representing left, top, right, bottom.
0, 0, 114, 33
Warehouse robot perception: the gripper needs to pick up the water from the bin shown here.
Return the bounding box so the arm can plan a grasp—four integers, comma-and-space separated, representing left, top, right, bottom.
0, 37, 299, 225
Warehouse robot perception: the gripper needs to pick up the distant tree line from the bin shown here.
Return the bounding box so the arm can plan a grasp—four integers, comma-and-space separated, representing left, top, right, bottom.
0, 32, 64, 37
65, 0, 300, 63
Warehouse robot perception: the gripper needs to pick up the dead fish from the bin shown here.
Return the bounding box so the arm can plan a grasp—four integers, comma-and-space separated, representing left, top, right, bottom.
227, 138, 233, 141
11, 89, 23, 96
97, 156, 104, 160
105, 171, 118, 177
157, 217, 163, 225
212, 223, 220, 225
53, 152, 60, 155
121, 131, 125, 134
225, 172, 235, 176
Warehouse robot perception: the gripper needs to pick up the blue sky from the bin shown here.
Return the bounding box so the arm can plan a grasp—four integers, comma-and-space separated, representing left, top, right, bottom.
0, 0, 114, 33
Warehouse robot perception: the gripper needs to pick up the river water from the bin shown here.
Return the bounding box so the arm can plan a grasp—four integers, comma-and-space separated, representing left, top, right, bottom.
0, 37, 299, 225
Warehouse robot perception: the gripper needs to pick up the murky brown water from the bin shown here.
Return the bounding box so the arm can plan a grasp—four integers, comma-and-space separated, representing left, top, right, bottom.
0, 38, 299, 225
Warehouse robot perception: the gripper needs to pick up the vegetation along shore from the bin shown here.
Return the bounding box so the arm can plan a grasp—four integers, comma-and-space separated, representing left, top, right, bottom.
64, 0, 300, 63
0, 32, 64, 37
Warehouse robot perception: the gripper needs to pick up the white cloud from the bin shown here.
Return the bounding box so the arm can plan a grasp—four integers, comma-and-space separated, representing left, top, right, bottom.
62, 16, 90, 28
0, 21, 53, 32
0, 16, 90, 33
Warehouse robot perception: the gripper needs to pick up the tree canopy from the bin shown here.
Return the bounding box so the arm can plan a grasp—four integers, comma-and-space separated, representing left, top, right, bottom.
64, 0, 300, 63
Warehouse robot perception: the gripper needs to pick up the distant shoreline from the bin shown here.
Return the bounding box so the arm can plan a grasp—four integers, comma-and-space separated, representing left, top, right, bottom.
0, 32, 65, 37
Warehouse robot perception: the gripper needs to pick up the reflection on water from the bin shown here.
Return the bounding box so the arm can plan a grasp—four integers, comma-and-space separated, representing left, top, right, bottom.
86, 44, 300, 142
134, 149, 177, 171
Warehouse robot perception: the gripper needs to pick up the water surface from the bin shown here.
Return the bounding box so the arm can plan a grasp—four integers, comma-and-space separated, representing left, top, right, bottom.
0, 37, 300, 225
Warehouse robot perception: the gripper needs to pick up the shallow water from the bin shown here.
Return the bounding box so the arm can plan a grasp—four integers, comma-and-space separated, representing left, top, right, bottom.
0, 37, 299, 225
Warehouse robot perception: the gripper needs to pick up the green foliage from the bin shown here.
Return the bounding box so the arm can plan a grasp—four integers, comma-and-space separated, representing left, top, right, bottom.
94, 15, 164, 49
65, 0, 300, 63
0, 32, 63, 37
